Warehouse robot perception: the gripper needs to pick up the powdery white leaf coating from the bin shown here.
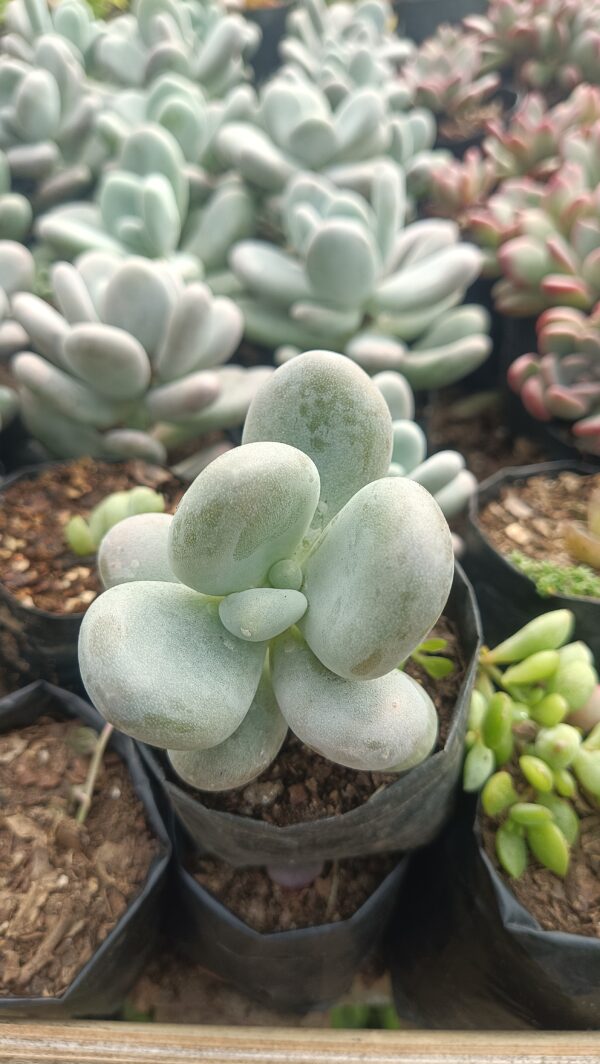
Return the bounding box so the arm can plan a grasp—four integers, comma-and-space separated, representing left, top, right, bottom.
169, 442, 320, 596
63, 323, 152, 400
270, 630, 438, 772
98, 513, 179, 589
167, 671, 288, 791
372, 371, 414, 421
300, 478, 454, 680
219, 588, 308, 642
268, 558, 303, 590
242, 350, 392, 518
79, 582, 265, 750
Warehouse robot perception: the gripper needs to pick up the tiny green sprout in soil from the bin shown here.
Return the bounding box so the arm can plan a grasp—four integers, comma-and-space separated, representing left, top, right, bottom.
509, 552, 600, 600
405, 638, 456, 680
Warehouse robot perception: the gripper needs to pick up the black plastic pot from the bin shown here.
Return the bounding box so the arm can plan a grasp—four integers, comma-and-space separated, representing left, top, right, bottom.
394, 0, 487, 44
390, 796, 600, 1029
244, 1, 295, 84
141, 563, 481, 867
0, 464, 87, 691
0, 681, 171, 1019
0, 415, 45, 477
436, 88, 519, 159
464, 461, 600, 659
171, 852, 408, 1012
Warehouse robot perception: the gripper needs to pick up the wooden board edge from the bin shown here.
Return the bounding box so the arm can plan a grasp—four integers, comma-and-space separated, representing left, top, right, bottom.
1, 1022, 599, 1064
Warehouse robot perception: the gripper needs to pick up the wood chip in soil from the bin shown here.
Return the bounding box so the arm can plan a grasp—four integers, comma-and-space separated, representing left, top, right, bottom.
479, 470, 600, 568
0, 714, 159, 997
427, 390, 549, 483
0, 457, 184, 614
482, 794, 600, 937
185, 616, 465, 826
192, 854, 397, 933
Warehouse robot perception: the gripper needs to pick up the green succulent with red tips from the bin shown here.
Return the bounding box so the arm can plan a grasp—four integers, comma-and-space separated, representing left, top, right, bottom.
508, 305, 600, 454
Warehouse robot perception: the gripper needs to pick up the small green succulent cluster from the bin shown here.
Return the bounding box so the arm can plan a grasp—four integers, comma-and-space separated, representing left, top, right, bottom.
463, 609, 600, 878
66, 485, 165, 556
79, 351, 455, 790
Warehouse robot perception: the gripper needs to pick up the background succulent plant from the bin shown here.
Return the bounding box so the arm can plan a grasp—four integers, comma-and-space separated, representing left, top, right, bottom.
36, 123, 256, 278
401, 25, 500, 128
0, 239, 34, 359
280, 0, 414, 110
218, 163, 491, 388
0, 32, 101, 209
91, 0, 259, 95
463, 609, 600, 879
66, 484, 166, 555
215, 69, 437, 196
466, 0, 600, 99
79, 350, 455, 789
10, 251, 269, 462
508, 305, 600, 454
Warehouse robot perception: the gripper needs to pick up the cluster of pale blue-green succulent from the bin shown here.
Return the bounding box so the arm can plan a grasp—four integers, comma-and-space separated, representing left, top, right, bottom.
79, 352, 455, 789
216, 163, 492, 388
0, 0, 489, 491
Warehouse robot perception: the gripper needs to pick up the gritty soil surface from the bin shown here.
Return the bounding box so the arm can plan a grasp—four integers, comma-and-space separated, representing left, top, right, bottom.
192, 854, 397, 933
427, 392, 549, 483
438, 98, 503, 144
482, 794, 600, 937
186, 617, 465, 826
0, 457, 184, 615
478, 470, 600, 567
0, 714, 158, 998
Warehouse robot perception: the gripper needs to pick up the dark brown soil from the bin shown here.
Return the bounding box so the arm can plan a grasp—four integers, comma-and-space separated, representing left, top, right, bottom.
195, 616, 465, 826
427, 392, 549, 483
482, 794, 600, 937
438, 98, 503, 144
0, 457, 184, 615
479, 470, 600, 567
0, 715, 158, 997
192, 854, 397, 933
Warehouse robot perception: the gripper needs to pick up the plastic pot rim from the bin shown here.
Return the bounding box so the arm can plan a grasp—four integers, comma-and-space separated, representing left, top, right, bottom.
0, 680, 171, 1011
468, 459, 600, 608
175, 853, 409, 943
473, 800, 599, 949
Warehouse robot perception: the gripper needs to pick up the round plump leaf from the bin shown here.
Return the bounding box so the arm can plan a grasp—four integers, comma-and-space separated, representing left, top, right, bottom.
305, 219, 377, 307
219, 588, 308, 642
481, 771, 517, 817
527, 821, 570, 877
79, 582, 266, 749
481, 692, 513, 751
102, 259, 176, 360
519, 754, 554, 792
535, 724, 581, 770
242, 350, 392, 518
496, 821, 528, 878
268, 559, 303, 590
270, 630, 437, 772
168, 671, 287, 792
168, 442, 320, 596
463, 741, 494, 792
98, 513, 179, 589
300, 478, 453, 680
63, 323, 152, 400
509, 802, 553, 827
